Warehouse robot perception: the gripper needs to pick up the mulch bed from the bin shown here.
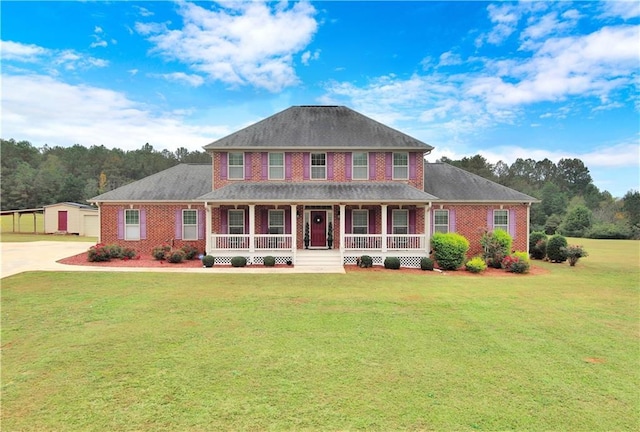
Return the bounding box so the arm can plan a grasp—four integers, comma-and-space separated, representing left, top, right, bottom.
59, 251, 548, 275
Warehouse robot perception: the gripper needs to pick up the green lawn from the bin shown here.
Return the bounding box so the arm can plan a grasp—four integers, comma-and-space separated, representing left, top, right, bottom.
1, 239, 639, 431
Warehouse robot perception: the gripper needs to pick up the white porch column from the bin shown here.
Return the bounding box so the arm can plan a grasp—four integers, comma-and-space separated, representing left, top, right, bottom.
381, 204, 388, 253
205, 204, 212, 254
290, 204, 297, 264
339, 204, 346, 254
249, 204, 255, 255
424, 203, 431, 253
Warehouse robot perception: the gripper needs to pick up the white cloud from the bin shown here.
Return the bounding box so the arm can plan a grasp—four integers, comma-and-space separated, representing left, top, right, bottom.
2, 40, 108, 71
438, 51, 462, 67
301, 49, 320, 65
136, 1, 318, 92
94, 26, 104, 34
600, 0, 640, 20
158, 72, 205, 87
0, 74, 230, 151
90, 40, 108, 48
1, 40, 49, 62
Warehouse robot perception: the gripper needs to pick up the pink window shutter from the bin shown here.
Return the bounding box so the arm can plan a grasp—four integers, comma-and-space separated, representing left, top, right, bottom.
175, 209, 182, 239
327, 153, 334, 180
140, 209, 147, 240
285, 153, 292, 180
509, 209, 516, 238
220, 153, 227, 180
303, 153, 310, 180
221, 209, 228, 233
487, 209, 493, 230
262, 209, 268, 234
450, 209, 456, 232
285, 208, 291, 234
369, 153, 376, 180
385, 152, 393, 179
198, 209, 205, 239
345, 209, 352, 233
245, 153, 252, 179
345, 153, 352, 180
409, 209, 416, 234
117, 209, 124, 239
409, 153, 417, 179
387, 207, 393, 233
368, 208, 375, 234
261, 152, 268, 179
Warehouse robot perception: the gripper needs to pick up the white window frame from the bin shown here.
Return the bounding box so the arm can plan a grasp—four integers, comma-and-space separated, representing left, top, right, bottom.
182, 209, 198, 240
268, 209, 285, 234
269, 152, 284, 180
228, 209, 245, 234
433, 209, 449, 233
352, 209, 369, 234
494, 209, 509, 232
392, 209, 408, 234
228, 152, 244, 180
311, 152, 326, 180
124, 209, 140, 241
352, 152, 368, 180
393, 152, 409, 180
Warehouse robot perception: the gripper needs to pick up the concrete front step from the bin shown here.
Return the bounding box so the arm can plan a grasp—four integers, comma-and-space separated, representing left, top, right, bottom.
295, 249, 343, 271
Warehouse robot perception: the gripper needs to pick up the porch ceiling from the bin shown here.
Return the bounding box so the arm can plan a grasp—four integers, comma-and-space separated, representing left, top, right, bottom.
198, 182, 438, 203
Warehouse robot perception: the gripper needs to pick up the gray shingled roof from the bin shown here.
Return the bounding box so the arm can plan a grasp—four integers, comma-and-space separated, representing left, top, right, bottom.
89, 164, 212, 202
424, 163, 538, 202
198, 182, 438, 203
203, 106, 434, 151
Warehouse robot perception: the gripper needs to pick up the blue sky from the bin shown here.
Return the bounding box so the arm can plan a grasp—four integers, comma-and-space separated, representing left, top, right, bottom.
1, 1, 639, 197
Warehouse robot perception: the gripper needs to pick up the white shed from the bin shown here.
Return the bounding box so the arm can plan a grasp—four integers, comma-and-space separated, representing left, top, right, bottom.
44, 202, 99, 237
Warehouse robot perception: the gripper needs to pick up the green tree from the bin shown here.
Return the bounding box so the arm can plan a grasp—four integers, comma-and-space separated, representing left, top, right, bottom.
540, 182, 568, 217
559, 205, 592, 237
622, 190, 640, 227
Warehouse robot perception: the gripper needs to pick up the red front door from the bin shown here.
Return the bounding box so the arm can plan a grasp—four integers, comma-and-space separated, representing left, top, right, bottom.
310, 211, 326, 248
58, 211, 68, 231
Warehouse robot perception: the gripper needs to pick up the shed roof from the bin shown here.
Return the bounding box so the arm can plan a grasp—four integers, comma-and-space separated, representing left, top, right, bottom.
44, 202, 97, 210
424, 163, 538, 202
89, 164, 212, 202
203, 106, 434, 152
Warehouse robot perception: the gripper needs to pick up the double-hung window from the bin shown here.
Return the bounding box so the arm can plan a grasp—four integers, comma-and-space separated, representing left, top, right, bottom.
352, 210, 368, 234
311, 153, 326, 180
352, 152, 368, 180
494, 210, 509, 232
228, 210, 244, 234
125, 209, 140, 240
392, 209, 408, 234
228, 152, 244, 180
269, 152, 284, 180
393, 152, 409, 179
268, 210, 285, 235
433, 210, 449, 233
182, 209, 198, 240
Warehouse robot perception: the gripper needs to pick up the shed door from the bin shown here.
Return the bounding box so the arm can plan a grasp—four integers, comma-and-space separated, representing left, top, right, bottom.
58, 211, 68, 231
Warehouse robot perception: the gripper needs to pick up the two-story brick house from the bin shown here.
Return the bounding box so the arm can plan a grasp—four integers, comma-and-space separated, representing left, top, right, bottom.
90, 106, 536, 267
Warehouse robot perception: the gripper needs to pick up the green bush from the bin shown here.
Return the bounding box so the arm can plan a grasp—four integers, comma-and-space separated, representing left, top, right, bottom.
181, 244, 199, 260
587, 222, 632, 239
561, 245, 589, 267
547, 235, 568, 263
103, 244, 124, 259
501, 254, 530, 273
359, 255, 373, 268
559, 205, 592, 237
263, 256, 276, 267
420, 256, 434, 271
481, 229, 512, 268
512, 251, 529, 263
202, 255, 215, 267
384, 257, 401, 270
431, 232, 469, 271
231, 256, 247, 267
152, 245, 171, 260
465, 256, 487, 273
87, 244, 111, 262
167, 250, 186, 264
122, 247, 137, 259
529, 231, 548, 260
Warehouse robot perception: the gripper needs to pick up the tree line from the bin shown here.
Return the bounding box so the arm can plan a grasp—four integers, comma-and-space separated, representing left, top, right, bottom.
1, 138, 638, 239
440, 155, 640, 239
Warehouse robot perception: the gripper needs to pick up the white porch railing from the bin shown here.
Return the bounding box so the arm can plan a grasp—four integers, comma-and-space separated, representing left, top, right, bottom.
344, 234, 425, 250
211, 234, 293, 250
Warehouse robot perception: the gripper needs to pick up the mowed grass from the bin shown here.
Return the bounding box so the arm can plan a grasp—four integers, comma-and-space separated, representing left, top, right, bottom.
1, 213, 95, 242
2, 239, 639, 431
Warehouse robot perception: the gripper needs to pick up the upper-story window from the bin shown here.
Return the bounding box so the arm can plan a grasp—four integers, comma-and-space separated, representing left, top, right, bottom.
352, 152, 368, 180
393, 152, 409, 179
269, 152, 284, 180
228, 152, 244, 180
182, 209, 198, 240
433, 209, 449, 233
311, 153, 326, 180
125, 209, 140, 240
494, 210, 509, 232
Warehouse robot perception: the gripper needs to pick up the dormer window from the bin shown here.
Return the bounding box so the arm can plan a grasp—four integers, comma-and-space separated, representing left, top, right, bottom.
393, 152, 408, 180
228, 152, 244, 180
311, 153, 326, 180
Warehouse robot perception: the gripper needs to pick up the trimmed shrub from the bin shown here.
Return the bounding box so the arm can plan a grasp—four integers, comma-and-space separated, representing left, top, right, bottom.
181, 244, 199, 260
529, 231, 548, 260
122, 247, 137, 259
263, 256, 276, 267
359, 255, 373, 268
87, 244, 111, 262
231, 256, 247, 267
465, 256, 487, 273
152, 245, 171, 261
103, 244, 124, 259
547, 234, 568, 263
512, 251, 530, 263
501, 254, 530, 274
167, 249, 186, 264
431, 232, 470, 270
561, 245, 588, 267
384, 257, 401, 270
420, 257, 434, 271
202, 255, 215, 267
481, 229, 512, 268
